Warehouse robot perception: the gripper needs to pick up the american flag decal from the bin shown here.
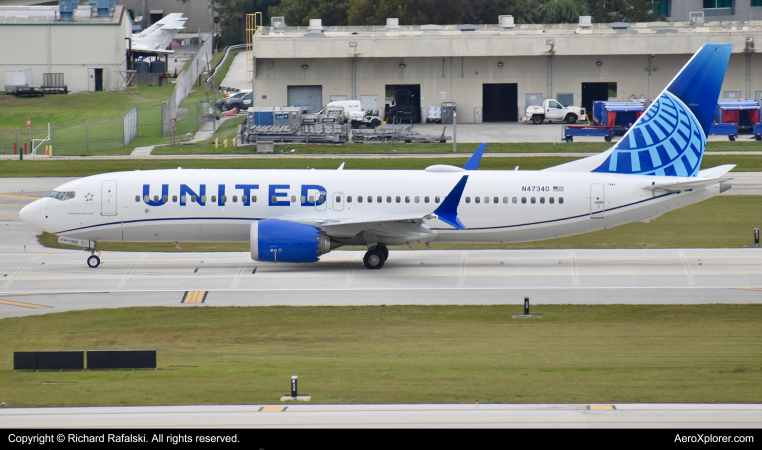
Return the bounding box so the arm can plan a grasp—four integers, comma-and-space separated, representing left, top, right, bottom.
553, 186, 564, 192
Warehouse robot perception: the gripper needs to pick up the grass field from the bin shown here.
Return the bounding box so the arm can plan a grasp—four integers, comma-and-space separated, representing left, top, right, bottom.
2, 154, 760, 178
1, 305, 760, 406
151, 140, 762, 156
36, 196, 762, 252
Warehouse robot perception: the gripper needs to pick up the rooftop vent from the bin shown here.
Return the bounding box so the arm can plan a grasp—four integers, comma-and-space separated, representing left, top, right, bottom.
308, 18, 323, 32
498, 15, 514, 29
59, 0, 77, 21
610, 22, 629, 29
271, 16, 286, 31
458, 24, 478, 33
578, 16, 591, 28
420, 24, 442, 35
386, 18, 399, 30
91, 0, 114, 17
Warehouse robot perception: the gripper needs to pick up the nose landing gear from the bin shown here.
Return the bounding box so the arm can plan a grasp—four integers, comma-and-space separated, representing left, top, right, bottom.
85, 242, 100, 268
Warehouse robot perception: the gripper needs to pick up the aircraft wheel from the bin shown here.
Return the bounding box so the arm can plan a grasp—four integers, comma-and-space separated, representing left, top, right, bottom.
87, 255, 100, 268
363, 248, 385, 270
377, 245, 389, 261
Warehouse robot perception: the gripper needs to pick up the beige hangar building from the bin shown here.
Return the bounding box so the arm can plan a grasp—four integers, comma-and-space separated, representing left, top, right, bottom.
1, 4, 132, 93
249, 18, 762, 123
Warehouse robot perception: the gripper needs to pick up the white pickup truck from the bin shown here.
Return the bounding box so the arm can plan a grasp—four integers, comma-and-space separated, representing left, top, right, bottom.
523, 99, 586, 124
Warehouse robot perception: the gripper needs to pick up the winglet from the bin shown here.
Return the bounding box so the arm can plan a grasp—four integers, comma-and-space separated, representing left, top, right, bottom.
463, 144, 487, 171
433, 175, 469, 230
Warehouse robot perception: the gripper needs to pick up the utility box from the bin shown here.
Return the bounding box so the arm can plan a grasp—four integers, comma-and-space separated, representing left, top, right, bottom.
442, 102, 456, 124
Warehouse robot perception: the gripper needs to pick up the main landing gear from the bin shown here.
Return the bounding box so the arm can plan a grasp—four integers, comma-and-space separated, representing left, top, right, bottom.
86, 242, 100, 268
363, 245, 388, 270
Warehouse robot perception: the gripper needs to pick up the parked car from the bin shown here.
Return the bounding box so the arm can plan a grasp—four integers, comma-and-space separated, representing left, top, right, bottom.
523, 98, 585, 124
216, 91, 253, 112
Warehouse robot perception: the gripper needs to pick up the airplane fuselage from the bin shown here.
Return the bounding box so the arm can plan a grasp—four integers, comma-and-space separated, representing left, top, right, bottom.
32, 168, 719, 247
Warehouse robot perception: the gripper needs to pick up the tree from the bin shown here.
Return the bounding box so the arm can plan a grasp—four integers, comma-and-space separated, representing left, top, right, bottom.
587, 0, 666, 23
176, 0, 280, 46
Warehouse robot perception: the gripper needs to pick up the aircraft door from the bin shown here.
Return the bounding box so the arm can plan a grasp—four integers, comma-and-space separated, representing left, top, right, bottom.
101, 180, 117, 216
333, 192, 344, 211
590, 183, 604, 218
315, 190, 327, 211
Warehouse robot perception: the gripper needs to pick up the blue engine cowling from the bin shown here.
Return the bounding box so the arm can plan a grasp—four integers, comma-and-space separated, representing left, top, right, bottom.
251, 219, 333, 263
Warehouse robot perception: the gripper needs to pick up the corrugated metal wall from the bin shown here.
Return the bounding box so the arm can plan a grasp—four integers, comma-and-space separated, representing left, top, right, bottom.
0, 20, 131, 92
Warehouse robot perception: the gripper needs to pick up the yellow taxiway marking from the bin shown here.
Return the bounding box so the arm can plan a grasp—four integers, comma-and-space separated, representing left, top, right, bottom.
181, 291, 207, 304
588, 405, 616, 410
259, 406, 287, 412
0, 299, 51, 309
0, 194, 40, 200
734, 287, 762, 291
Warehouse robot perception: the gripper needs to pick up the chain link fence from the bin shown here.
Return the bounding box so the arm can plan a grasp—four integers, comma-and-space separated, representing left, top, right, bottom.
0, 101, 202, 156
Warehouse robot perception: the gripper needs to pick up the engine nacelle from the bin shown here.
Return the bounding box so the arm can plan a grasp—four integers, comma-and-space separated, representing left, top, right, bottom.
250, 219, 335, 263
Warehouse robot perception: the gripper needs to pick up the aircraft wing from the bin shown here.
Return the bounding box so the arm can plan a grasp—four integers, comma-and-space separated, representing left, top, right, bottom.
130, 47, 175, 55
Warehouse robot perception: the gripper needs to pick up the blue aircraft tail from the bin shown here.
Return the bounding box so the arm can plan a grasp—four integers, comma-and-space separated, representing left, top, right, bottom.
579, 44, 731, 177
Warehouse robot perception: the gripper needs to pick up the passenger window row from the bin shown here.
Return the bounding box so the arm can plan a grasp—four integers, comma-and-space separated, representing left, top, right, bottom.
134, 193, 564, 206
346, 196, 442, 204
135, 195, 256, 203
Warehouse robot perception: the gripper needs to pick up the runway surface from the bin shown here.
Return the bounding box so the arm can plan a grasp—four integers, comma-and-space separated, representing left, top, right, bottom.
1, 248, 761, 318
3, 403, 762, 428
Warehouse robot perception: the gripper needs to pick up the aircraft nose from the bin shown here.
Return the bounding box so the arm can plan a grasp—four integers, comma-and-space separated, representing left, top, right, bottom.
19, 200, 42, 230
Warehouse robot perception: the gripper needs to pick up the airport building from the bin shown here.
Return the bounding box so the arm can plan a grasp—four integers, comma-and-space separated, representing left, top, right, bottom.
250, 18, 762, 123
0, 4, 132, 93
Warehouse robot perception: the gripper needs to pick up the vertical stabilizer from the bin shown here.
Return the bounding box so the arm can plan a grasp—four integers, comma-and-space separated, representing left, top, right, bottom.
545, 44, 732, 177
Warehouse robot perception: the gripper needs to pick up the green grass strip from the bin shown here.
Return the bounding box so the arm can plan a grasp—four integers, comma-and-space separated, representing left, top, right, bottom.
1, 155, 759, 178
2, 305, 761, 406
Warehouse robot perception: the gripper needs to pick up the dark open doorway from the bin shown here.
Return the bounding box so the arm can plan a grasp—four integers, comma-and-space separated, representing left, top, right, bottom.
385, 84, 421, 123
482, 83, 518, 122
94, 69, 103, 92
581, 82, 616, 120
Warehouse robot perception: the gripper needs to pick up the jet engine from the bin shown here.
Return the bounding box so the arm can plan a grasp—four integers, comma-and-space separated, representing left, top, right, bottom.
250, 219, 339, 263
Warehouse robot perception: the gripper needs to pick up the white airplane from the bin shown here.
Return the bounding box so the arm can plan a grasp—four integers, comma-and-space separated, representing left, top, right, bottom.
131, 15, 187, 54
20, 44, 734, 270
133, 13, 185, 40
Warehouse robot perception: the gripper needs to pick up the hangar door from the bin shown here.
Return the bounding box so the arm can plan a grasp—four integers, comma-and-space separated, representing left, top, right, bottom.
287, 86, 323, 113
582, 82, 616, 120
483, 84, 518, 122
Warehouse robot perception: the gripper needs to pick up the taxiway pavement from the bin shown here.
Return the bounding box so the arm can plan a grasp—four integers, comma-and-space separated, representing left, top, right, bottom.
2, 403, 761, 428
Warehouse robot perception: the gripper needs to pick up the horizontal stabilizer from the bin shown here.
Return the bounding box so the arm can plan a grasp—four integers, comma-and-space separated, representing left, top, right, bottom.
643, 177, 731, 193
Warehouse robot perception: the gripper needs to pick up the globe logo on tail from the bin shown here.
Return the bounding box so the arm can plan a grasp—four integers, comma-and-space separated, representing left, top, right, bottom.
593, 91, 706, 177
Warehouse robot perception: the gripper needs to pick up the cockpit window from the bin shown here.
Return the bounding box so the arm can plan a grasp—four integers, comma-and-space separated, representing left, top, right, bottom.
47, 191, 75, 201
